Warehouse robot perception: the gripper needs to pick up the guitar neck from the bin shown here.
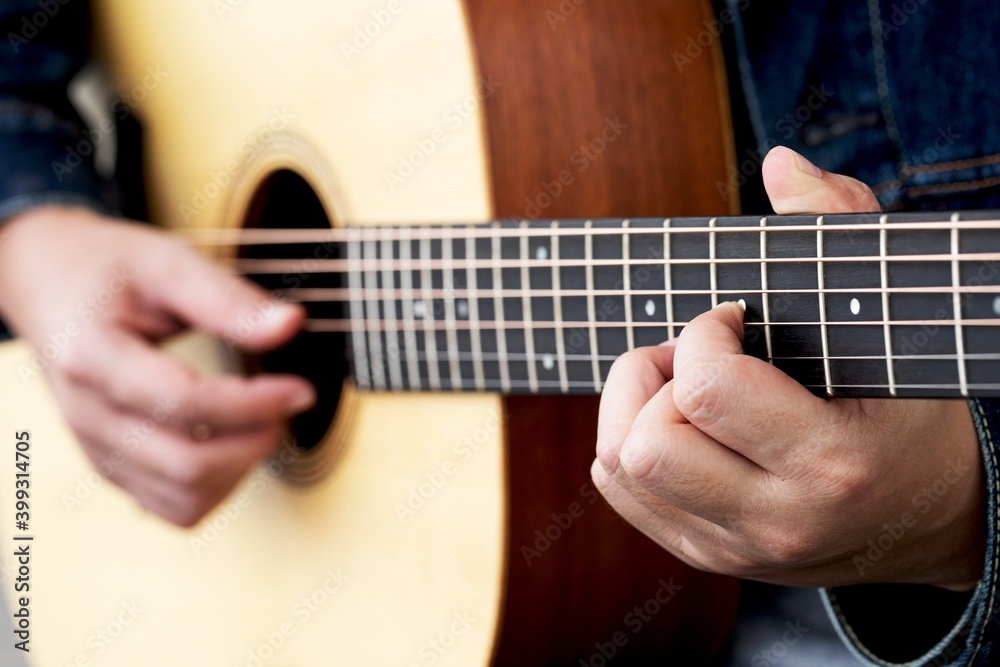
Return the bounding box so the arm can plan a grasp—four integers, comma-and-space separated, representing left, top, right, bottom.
237, 210, 1000, 398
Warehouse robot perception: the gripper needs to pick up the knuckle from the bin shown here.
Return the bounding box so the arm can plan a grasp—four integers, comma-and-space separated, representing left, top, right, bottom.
54, 345, 90, 383
620, 427, 674, 487
169, 501, 208, 528
590, 459, 617, 497
167, 454, 214, 490
763, 528, 824, 568
673, 360, 726, 426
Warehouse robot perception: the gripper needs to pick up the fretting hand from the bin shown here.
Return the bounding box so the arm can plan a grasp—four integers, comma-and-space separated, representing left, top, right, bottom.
592, 147, 985, 590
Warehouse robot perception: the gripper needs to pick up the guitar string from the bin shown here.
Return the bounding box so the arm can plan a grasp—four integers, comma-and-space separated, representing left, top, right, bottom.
356, 350, 1000, 362
233, 251, 1000, 273
345, 378, 1000, 392
180, 219, 1000, 245
276, 285, 1000, 300
301, 318, 1000, 332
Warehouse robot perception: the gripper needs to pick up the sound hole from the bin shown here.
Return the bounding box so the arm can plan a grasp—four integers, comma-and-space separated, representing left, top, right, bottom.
239, 169, 347, 453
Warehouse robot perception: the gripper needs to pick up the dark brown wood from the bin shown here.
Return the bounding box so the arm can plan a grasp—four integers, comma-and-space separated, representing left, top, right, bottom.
463, 0, 741, 663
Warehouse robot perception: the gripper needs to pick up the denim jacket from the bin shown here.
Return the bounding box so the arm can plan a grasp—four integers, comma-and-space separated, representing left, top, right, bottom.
2, 0, 1000, 664
0, 0, 107, 223
728, 0, 1000, 664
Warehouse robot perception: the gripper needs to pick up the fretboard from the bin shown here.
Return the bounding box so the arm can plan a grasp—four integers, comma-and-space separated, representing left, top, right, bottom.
234, 211, 1000, 398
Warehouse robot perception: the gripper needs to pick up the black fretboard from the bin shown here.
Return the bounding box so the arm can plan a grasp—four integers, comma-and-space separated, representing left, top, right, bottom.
237, 211, 1000, 399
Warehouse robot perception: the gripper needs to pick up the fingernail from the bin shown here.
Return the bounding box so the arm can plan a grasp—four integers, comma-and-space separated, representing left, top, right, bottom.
737, 298, 747, 312
793, 152, 824, 179
287, 386, 316, 413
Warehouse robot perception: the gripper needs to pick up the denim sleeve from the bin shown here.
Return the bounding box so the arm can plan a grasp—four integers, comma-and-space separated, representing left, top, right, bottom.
0, 0, 109, 224
819, 398, 1000, 667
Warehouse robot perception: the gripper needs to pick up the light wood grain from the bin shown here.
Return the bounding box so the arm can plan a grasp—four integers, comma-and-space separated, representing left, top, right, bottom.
2, 1, 508, 664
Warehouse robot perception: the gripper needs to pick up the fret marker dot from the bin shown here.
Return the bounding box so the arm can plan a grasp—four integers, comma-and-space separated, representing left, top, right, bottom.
536, 245, 549, 261
542, 354, 555, 371
457, 300, 469, 318
850, 298, 861, 316
993, 296, 1000, 317
644, 299, 656, 317
413, 301, 425, 319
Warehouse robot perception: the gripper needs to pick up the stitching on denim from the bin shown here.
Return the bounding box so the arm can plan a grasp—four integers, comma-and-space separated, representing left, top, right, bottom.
826, 589, 899, 666
866, 0, 907, 175
904, 175, 1000, 198
901, 152, 1000, 176
968, 399, 998, 664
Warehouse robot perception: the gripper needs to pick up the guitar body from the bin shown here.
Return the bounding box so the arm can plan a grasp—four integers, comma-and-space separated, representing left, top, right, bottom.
1, 1, 741, 664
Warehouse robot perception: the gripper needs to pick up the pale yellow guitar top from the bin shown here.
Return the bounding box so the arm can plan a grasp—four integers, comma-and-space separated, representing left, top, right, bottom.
0, 0, 514, 664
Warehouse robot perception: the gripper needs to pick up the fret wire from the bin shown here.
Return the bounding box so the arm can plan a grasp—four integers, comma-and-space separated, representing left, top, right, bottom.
419, 230, 441, 390
952, 213, 969, 397
236, 250, 1000, 274
709, 217, 719, 308
363, 229, 386, 389
380, 234, 403, 389
879, 217, 897, 396
551, 221, 569, 393
441, 233, 462, 390
398, 228, 422, 389
816, 215, 833, 396
465, 232, 486, 391
520, 222, 539, 393
585, 221, 602, 392
346, 228, 371, 388
759, 216, 773, 362
664, 219, 675, 339
491, 228, 511, 392
622, 219, 635, 350
186, 217, 1000, 245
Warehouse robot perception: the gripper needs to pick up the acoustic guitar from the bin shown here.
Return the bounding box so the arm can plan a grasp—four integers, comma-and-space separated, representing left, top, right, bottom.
2, 1, 997, 666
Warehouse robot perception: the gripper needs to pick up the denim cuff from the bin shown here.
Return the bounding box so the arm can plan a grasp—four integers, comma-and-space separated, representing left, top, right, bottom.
0, 101, 110, 225
820, 399, 1000, 666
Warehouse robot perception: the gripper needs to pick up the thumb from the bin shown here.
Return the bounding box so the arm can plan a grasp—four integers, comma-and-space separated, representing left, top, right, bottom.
762, 145, 882, 214
139, 241, 304, 351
